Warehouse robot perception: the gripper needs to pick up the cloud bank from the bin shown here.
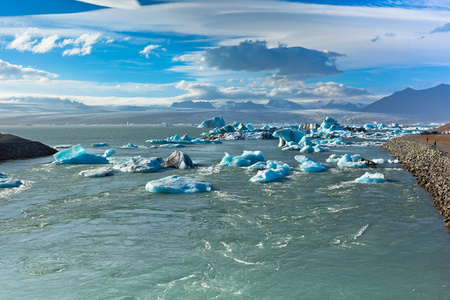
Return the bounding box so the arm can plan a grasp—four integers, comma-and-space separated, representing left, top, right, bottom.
0, 59, 58, 79
203, 40, 344, 79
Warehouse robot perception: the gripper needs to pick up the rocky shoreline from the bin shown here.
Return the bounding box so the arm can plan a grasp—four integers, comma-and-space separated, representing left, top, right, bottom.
380, 138, 450, 227
0, 134, 57, 161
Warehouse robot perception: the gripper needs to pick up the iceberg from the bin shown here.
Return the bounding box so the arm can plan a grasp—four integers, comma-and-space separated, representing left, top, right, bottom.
249, 160, 291, 183
53, 144, 112, 164
164, 151, 195, 169
122, 143, 139, 149
295, 155, 326, 172
300, 145, 314, 153
355, 172, 386, 183
92, 142, 108, 147
0, 177, 23, 188
273, 129, 305, 147
337, 154, 367, 168
79, 167, 114, 177
146, 175, 212, 193
113, 156, 164, 173
219, 151, 265, 167
198, 116, 225, 128
326, 154, 340, 163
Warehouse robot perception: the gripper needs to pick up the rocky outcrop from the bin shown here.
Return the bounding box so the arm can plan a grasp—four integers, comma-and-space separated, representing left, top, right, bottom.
380, 138, 450, 226
164, 151, 195, 169
0, 134, 57, 160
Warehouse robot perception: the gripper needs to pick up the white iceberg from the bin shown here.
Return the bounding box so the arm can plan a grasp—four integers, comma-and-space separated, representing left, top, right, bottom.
53, 144, 112, 164
113, 156, 164, 173
355, 172, 386, 183
122, 143, 139, 149
249, 160, 291, 183
337, 154, 368, 168
295, 155, 326, 172
79, 167, 114, 177
219, 151, 265, 167
300, 145, 314, 153
145, 175, 212, 193
92, 142, 108, 147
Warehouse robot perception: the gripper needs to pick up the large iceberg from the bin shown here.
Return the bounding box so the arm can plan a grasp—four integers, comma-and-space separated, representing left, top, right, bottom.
355, 172, 386, 183
53, 144, 114, 164
145, 175, 212, 193
219, 151, 265, 167
113, 156, 164, 173
273, 129, 305, 147
198, 116, 225, 128
249, 160, 291, 183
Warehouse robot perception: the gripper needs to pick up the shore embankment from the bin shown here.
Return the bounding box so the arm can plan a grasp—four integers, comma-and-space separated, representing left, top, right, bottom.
380, 138, 450, 227
0, 134, 57, 161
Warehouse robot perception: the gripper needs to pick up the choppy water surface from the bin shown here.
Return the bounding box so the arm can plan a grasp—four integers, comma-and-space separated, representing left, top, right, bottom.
0, 125, 449, 299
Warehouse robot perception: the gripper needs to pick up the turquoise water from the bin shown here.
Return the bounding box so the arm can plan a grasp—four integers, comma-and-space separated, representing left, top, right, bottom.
0, 125, 449, 299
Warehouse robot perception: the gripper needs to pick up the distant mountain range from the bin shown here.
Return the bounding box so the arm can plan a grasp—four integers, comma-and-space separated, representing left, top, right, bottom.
360, 84, 450, 120
170, 100, 215, 109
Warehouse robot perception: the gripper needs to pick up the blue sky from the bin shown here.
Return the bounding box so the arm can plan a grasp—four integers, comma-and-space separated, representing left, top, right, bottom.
1, 0, 450, 107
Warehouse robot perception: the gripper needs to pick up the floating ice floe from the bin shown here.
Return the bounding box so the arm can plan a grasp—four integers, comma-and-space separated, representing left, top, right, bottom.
355, 172, 386, 183
122, 143, 139, 149
337, 154, 368, 168
92, 142, 108, 147
53, 144, 114, 164
113, 156, 164, 173
164, 151, 195, 169
79, 167, 114, 177
300, 145, 314, 153
219, 151, 265, 167
0, 175, 23, 188
295, 155, 327, 172
249, 160, 291, 183
145, 175, 212, 193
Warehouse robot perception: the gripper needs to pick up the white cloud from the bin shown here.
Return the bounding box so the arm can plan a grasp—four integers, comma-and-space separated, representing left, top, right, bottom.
6, 31, 37, 52
203, 40, 344, 79
76, 0, 140, 9
62, 32, 102, 56
0, 59, 58, 79
140, 44, 166, 58
33, 34, 59, 53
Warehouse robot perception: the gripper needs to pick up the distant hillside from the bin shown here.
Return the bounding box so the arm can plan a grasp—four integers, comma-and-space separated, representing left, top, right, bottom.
171, 100, 215, 109
323, 100, 360, 111
361, 84, 450, 120
266, 99, 303, 109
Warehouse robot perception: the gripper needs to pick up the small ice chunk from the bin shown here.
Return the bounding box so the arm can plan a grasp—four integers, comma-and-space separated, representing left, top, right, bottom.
326, 154, 340, 163
249, 160, 291, 183
0, 177, 23, 188
295, 155, 326, 172
219, 151, 265, 167
92, 142, 108, 147
79, 167, 114, 177
337, 154, 367, 168
145, 175, 212, 193
159, 143, 185, 148
300, 145, 314, 153
113, 156, 164, 173
355, 172, 386, 183
122, 143, 139, 149
371, 158, 385, 164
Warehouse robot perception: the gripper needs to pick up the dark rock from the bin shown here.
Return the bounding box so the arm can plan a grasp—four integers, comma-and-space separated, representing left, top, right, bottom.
0, 134, 57, 161
164, 151, 195, 169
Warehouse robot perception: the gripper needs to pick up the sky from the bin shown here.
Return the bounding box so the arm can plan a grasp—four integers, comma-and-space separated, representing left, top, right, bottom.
1, 0, 450, 107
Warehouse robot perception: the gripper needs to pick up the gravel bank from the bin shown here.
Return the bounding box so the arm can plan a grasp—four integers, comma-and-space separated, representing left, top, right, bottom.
381, 138, 450, 227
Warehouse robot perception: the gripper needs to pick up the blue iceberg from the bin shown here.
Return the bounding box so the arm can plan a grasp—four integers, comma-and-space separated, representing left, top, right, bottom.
198, 116, 226, 128
355, 172, 386, 183
337, 154, 367, 168
295, 155, 326, 172
0, 177, 23, 188
273, 129, 305, 147
53, 144, 112, 164
249, 160, 291, 183
146, 175, 212, 193
219, 151, 265, 167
